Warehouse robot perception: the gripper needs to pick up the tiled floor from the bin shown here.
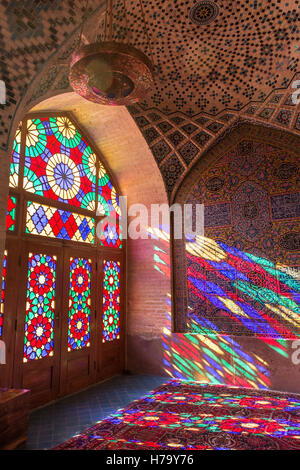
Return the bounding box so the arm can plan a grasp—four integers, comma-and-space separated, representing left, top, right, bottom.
22, 374, 166, 450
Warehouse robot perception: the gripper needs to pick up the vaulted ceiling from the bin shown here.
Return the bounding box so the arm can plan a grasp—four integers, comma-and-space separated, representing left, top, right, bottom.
0, 0, 299, 199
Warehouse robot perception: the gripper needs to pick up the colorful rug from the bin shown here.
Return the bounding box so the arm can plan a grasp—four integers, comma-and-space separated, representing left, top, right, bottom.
54, 379, 300, 450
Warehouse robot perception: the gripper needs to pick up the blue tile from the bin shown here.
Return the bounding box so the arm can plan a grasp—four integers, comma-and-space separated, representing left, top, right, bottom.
22, 374, 166, 450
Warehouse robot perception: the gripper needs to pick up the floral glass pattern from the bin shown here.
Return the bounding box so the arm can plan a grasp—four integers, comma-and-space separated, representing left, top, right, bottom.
6, 195, 16, 231
24, 253, 56, 362
0, 250, 7, 338
102, 260, 121, 342
23, 117, 98, 210
68, 257, 91, 351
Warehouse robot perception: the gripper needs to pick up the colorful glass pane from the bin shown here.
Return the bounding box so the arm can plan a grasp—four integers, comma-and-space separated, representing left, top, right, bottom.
0, 250, 7, 338
97, 163, 122, 248
24, 253, 56, 362
6, 195, 16, 231
68, 257, 91, 351
23, 117, 97, 209
9, 124, 21, 188
102, 260, 121, 342
26, 201, 95, 244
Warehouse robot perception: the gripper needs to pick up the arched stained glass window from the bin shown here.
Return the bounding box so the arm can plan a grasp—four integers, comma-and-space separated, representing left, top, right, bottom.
4, 114, 124, 403
8, 114, 122, 248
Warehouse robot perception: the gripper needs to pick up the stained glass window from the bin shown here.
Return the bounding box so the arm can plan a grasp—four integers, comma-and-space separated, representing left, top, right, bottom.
0, 250, 7, 338
102, 260, 121, 342
23, 117, 98, 209
26, 201, 95, 244
24, 253, 56, 362
68, 257, 91, 351
98, 163, 122, 248
9, 124, 21, 188
6, 195, 16, 231
8, 115, 123, 249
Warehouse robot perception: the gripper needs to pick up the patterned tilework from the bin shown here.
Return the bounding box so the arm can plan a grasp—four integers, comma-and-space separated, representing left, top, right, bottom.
1, 0, 300, 203
23, 375, 166, 450
1, 2, 300, 127
173, 125, 300, 335
0, 0, 102, 149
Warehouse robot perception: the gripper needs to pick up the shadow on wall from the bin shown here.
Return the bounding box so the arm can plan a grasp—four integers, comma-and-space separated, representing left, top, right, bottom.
141, 227, 300, 392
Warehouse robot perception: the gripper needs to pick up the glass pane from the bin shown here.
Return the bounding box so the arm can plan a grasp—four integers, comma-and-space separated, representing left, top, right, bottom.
98, 164, 122, 248
102, 260, 121, 343
68, 257, 91, 351
24, 253, 56, 362
0, 250, 7, 338
26, 201, 95, 244
6, 195, 16, 231
9, 124, 21, 188
23, 117, 98, 210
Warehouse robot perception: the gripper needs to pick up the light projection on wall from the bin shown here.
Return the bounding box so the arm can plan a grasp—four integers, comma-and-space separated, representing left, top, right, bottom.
0, 250, 7, 338
24, 253, 56, 362
102, 260, 121, 343
6, 195, 16, 231
185, 235, 300, 339
26, 201, 95, 244
177, 140, 300, 338
68, 257, 91, 351
149, 226, 300, 389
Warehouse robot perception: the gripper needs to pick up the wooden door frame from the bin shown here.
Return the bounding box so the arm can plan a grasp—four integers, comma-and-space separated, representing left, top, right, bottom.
59, 246, 97, 397
2, 111, 127, 406
12, 239, 64, 407
96, 248, 126, 381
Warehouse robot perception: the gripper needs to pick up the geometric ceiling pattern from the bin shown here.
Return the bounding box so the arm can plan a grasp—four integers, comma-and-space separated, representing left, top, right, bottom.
0, 0, 300, 200
128, 76, 300, 199
100, 0, 300, 116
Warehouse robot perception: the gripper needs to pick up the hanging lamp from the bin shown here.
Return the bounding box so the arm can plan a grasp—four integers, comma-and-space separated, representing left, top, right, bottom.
69, 0, 154, 106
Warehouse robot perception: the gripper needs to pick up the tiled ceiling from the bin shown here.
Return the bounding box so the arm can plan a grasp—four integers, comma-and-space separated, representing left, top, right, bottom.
0, 0, 299, 166
101, 0, 300, 116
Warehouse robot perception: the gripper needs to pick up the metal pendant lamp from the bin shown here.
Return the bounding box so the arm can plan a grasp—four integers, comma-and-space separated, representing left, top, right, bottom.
69, 0, 154, 106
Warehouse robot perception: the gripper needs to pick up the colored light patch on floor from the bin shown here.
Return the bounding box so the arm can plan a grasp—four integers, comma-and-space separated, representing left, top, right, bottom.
55, 379, 300, 450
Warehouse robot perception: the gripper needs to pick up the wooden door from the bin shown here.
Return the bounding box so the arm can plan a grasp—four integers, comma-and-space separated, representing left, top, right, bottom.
59, 247, 97, 397
8, 242, 125, 408
13, 241, 63, 408
0, 238, 21, 388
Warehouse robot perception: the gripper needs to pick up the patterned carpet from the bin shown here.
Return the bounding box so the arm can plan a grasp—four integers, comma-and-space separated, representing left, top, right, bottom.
54, 379, 300, 450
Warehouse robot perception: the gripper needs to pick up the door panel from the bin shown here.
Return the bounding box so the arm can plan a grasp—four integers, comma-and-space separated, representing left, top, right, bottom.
97, 251, 125, 381
0, 238, 20, 388
59, 248, 96, 397
8, 241, 125, 408
13, 241, 63, 408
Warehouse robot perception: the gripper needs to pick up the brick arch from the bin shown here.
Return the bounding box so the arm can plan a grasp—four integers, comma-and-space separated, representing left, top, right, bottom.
27, 92, 171, 352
